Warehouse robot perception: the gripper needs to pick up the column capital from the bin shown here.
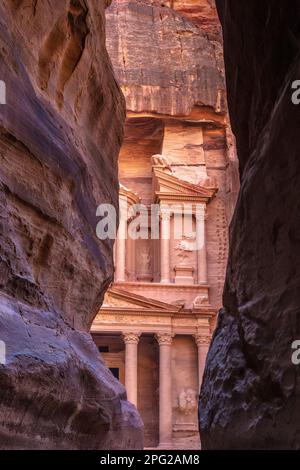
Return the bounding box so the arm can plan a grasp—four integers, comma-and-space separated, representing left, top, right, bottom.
160, 212, 171, 221
194, 333, 211, 347
156, 332, 173, 346
122, 332, 141, 344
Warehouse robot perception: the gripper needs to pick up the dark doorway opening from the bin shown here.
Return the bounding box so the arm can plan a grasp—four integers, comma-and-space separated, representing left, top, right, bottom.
109, 367, 120, 380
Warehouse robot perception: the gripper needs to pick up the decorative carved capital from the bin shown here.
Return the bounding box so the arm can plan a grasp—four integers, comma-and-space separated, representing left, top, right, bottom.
160, 208, 171, 220
155, 332, 173, 346
194, 333, 211, 347
122, 332, 141, 344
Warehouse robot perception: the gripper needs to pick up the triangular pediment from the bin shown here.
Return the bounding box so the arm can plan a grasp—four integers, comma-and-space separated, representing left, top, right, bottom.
153, 168, 217, 200
101, 287, 181, 312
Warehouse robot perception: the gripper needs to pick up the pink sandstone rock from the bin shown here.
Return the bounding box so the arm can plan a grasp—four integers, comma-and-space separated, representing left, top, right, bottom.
0, 0, 143, 449
200, 0, 300, 450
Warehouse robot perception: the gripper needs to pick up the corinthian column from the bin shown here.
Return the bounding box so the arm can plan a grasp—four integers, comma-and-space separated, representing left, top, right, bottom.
123, 332, 141, 407
194, 333, 211, 391
160, 209, 171, 284
196, 203, 207, 284
156, 332, 173, 448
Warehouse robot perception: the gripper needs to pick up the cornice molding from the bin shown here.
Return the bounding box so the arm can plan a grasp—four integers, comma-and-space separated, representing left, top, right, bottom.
194, 333, 211, 347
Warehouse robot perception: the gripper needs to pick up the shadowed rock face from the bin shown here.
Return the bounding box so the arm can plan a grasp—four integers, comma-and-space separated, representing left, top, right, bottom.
200, 0, 300, 450
0, 0, 143, 449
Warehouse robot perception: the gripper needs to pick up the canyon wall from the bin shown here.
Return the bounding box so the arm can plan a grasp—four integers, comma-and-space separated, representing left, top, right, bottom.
106, 0, 225, 115
200, 0, 300, 449
163, 0, 221, 40
0, 0, 143, 449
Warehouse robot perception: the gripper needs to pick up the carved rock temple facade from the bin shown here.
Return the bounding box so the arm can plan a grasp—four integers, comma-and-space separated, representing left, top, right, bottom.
91, 0, 239, 449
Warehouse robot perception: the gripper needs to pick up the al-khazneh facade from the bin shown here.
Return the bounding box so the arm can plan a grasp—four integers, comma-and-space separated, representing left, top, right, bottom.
91, 0, 239, 449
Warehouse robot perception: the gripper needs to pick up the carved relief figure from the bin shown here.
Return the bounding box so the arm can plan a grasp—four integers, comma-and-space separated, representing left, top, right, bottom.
178, 388, 198, 415
175, 235, 196, 264
140, 246, 151, 273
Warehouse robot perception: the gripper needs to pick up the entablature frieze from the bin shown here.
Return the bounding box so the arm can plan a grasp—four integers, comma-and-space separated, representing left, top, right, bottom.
92, 310, 214, 337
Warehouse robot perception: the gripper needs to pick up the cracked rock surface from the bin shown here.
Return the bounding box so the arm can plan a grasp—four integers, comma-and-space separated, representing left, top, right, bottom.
106, 0, 225, 115
200, 0, 300, 450
0, 0, 143, 449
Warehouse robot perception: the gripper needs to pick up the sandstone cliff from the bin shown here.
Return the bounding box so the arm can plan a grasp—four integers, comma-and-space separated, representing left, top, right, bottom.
163, 0, 221, 40
0, 0, 142, 449
200, 0, 300, 449
106, 0, 225, 116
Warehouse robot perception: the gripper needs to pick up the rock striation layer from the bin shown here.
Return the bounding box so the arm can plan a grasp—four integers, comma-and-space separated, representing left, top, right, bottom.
200, 0, 300, 450
106, 0, 225, 116
0, 0, 143, 449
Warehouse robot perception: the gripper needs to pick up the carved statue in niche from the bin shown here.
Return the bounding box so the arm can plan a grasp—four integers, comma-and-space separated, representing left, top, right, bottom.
175, 234, 196, 264
140, 246, 151, 273
178, 388, 198, 415
175, 247, 189, 264
136, 243, 153, 282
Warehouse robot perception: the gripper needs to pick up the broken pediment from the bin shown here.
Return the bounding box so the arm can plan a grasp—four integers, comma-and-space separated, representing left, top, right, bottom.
101, 287, 182, 312
153, 167, 217, 203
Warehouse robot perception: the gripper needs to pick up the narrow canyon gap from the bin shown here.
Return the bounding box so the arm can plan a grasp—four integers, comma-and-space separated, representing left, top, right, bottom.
200, 0, 300, 449
0, 0, 143, 449
92, 0, 239, 450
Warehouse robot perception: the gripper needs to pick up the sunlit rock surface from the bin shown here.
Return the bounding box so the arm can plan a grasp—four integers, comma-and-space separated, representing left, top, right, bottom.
0, 0, 143, 449
200, 0, 300, 450
106, 0, 225, 115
